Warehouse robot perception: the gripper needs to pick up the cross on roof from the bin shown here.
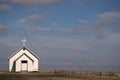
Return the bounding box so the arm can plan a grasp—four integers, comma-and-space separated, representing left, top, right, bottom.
22, 38, 27, 47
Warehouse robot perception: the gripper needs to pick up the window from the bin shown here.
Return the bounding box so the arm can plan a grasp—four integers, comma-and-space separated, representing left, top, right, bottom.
21, 60, 27, 63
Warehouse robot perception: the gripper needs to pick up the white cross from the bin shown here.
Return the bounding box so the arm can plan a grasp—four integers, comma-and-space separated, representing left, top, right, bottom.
22, 38, 27, 47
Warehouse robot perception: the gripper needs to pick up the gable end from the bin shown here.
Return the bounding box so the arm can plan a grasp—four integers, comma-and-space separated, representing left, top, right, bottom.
8, 47, 40, 60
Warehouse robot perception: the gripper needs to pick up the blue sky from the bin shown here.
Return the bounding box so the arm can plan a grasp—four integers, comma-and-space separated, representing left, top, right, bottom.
0, 0, 120, 71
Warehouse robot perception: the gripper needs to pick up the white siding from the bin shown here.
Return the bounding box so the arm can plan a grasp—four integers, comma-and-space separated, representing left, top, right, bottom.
16, 55, 33, 72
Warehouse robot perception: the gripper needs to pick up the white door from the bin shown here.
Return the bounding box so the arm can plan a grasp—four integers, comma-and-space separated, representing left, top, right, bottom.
21, 60, 27, 71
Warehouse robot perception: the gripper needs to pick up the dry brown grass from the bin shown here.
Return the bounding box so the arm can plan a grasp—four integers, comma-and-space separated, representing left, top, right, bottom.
0, 71, 120, 80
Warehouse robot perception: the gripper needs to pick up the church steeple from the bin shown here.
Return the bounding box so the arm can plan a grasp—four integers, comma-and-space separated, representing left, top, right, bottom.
21, 38, 27, 47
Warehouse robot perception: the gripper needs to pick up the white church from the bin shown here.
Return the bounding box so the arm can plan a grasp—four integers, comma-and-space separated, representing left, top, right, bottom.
8, 38, 39, 72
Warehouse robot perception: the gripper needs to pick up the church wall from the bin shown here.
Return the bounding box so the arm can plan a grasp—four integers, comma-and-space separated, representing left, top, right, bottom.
16, 60, 21, 72
9, 50, 23, 72
24, 49, 38, 61
9, 60, 12, 72
24, 49, 39, 71
16, 54, 33, 72
33, 60, 39, 71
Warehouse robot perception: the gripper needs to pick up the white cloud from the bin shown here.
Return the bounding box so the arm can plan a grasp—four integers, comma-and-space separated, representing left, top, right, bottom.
10, 0, 60, 5
11, 11, 120, 41
33, 35, 98, 52
30, 33, 120, 65
99, 11, 120, 18
90, 11, 120, 39
0, 25, 6, 32
51, 22, 60, 27
0, 4, 10, 12
78, 19, 87, 23
18, 15, 46, 24
28, 26, 86, 33
97, 11, 120, 26
0, 38, 18, 47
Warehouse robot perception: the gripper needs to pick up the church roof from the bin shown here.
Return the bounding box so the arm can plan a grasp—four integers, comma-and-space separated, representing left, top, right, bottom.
8, 46, 40, 60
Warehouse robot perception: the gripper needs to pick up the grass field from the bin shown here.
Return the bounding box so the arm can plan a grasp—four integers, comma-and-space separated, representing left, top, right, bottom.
0, 71, 120, 80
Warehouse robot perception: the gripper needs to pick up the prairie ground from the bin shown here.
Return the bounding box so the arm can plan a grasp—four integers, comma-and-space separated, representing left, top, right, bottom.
0, 71, 120, 80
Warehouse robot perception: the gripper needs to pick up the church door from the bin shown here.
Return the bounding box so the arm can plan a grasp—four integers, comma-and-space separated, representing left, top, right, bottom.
21, 60, 28, 71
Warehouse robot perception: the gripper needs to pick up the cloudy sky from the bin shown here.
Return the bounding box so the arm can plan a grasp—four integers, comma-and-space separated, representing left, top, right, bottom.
0, 0, 120, 71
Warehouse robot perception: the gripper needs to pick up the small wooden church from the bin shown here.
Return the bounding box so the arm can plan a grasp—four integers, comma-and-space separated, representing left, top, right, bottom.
8, 38, 39, 72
